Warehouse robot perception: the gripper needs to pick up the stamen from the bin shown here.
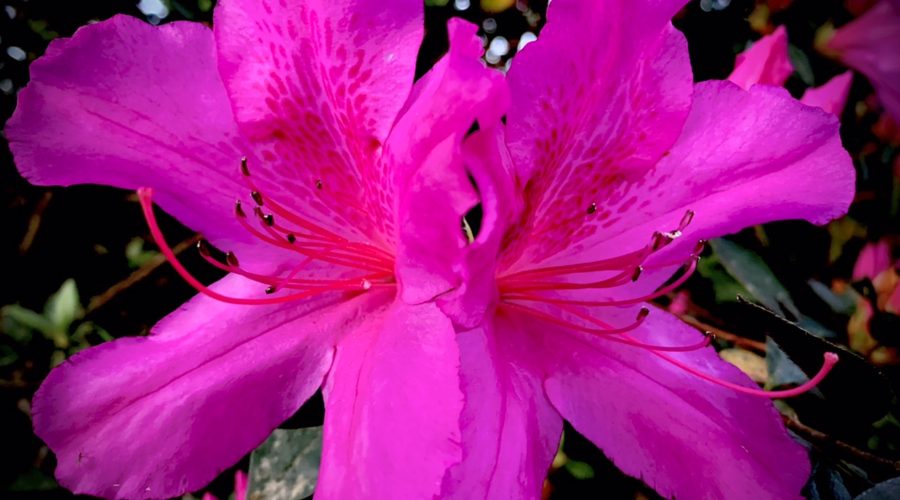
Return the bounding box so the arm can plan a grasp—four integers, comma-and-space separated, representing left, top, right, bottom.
652, 350, 839, 399
138, 188, 375, 305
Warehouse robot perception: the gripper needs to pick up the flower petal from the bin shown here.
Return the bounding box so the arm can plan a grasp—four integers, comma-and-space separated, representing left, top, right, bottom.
827, 0, 900, 123
214, 0, 423, 243
390, 19, 507, 304
532, 307, 810, 499
728, 26, 793, 90
318, 302, 463, 499
441, 317, 562, 499
506, 1, 693, 263
439, 125, 519, 327
553, 81, 854, 268
801, 71, 853, 116
33, 274, 390, 500
4, 16, 258, 254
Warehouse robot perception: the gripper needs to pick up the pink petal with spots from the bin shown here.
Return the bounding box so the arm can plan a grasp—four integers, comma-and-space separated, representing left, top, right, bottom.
801, 71, 853, 116
828, 0, 900, 123
549, 81, 855, 270
214, 0, 423, 244
531, 307, 810, 499
389, 19, 507, 304
506, 1, 693, 264
728, 26, 794, 90
318, 303, 462, 499
32, 274, 390, 500
4, 16, 265, 259
441, 318, 562, 499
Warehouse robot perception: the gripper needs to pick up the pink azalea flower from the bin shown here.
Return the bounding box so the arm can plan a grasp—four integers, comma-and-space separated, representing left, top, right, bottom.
434, 0, 853, 498
6, 1, 505, 498
728, 26, 793, 90
826, 0, 900, 122
6, 1, 856, 500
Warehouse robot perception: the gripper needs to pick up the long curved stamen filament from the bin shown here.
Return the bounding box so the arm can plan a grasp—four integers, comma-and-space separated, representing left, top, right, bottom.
652, 348, 840, 398
138, 188, 378, 305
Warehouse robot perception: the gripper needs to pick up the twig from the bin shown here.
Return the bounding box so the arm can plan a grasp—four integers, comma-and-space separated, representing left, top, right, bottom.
86, 234, 200, 315
680, 315, 768, 352
18, 191, 53, 254
784, 416, 900, 475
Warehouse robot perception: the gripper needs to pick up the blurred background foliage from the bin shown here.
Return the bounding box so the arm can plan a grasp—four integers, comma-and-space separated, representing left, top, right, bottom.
1, 0, 899, 498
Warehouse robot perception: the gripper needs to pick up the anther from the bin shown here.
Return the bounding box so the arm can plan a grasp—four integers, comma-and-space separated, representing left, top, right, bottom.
286, 233, 297, 244
679, 210, 695, 230
251, 191, 264, 206
636, 307, 650, 321
235, 200, 246, 218
587, 202, 597, 215
265, 286, 276, 294
225, 251, 240, 267
197, 240, 211, 257
631, 265, 644, 282
240, 157, 250, 177
693, 240, 707, 255
263, 214, 275, 226
315, 179, 323, 190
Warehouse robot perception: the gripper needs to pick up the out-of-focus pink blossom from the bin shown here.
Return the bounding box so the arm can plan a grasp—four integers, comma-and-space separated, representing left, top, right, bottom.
728, 26, 793, 90
827, 0, 900, 122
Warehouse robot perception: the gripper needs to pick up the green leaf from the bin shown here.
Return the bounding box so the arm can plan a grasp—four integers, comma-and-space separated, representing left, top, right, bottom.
564, 460, 595, 480
788, 44, 815, 86
2, 304, 55, 340
249, 427, 322, 500
44, 279, 83, 337
126, 237, 161, 269
710, 238, 799, 317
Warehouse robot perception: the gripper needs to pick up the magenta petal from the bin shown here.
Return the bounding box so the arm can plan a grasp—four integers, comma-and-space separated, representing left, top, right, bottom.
4, 15, 258, 253
801, 71, 853, 116
33, 274, 389, 500
556, 81, 855, 267
390, 19, 506, 304
535, 308, 810, 499
318, 303, 463, 499
507, 3, 693, 262
442, 318, 562, 499
828, 0, 900, 122
728, 26, 794, 90
213, 0, 423, 242
439, 126, 519, 327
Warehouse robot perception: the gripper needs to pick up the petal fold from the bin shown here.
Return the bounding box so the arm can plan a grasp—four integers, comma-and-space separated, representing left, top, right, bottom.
441, 317, 562, 499
318, 302, 463, 499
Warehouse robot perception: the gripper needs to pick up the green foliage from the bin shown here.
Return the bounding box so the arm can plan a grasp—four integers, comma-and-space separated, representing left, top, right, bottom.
1, 279, 110, 366
249, 427, 323, 499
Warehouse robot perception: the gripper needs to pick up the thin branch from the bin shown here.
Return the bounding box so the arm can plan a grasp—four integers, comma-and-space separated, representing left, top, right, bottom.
784, 416, 900, 475
680, 315, 768, 352
18, 191, 53, 254
86, 234, 201, 315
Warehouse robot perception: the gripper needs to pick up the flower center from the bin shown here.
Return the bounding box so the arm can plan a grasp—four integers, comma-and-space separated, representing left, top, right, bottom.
136, 157, 396, 306
496, 211, 838, 399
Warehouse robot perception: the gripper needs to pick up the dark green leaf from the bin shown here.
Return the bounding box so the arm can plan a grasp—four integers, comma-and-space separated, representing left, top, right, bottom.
249, 427, 322, 500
